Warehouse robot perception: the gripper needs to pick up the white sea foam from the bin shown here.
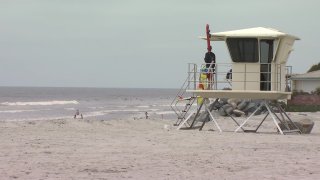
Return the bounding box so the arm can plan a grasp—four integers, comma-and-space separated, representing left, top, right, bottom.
88, 107, 105, 109
104, 109, 141, 113
64, 108, 76, 111
0, 110, 37, 113
0, 109, 52, 114
1, 100, 79, 106
155, 111, 175, 115
0, 111, 106, 122
1, 115, 73, 122
83, 111, 108, 117
158, 105, 171, 107
136, 105, 149, 108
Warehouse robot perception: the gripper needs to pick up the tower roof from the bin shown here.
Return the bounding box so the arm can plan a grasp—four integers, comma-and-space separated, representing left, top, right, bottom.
200, 27, 300, 41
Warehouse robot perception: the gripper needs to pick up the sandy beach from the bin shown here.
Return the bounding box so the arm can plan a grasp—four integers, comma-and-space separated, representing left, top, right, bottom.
1, 112, 320, 180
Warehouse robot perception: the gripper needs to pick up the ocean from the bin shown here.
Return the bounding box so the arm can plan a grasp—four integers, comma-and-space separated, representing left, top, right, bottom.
0, 87, 178, 121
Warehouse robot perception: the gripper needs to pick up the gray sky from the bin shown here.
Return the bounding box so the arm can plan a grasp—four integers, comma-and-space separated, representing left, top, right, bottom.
0, 0, 319, 88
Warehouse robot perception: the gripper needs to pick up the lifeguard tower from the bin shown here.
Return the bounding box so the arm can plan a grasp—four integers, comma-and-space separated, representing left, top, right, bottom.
171, 27, 301, 135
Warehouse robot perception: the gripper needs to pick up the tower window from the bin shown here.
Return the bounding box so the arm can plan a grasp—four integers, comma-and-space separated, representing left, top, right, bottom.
227, 38, 259, 62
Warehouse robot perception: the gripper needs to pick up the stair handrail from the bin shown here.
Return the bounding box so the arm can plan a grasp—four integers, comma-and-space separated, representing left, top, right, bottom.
170, 63, 197, 118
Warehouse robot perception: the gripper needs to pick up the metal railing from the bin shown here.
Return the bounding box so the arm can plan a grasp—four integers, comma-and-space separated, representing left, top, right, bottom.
187, 62, 292, 92
170, 62, 292, 123
170, 64, 197, 122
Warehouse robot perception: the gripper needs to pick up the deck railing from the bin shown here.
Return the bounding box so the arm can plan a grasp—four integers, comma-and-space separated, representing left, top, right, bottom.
187, 63, 292, 92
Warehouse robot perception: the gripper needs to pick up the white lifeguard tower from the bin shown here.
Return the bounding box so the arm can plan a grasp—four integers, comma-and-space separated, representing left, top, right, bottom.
171, 27, 301, 135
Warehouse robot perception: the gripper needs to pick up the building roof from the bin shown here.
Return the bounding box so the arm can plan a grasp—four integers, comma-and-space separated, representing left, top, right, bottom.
291, 70, 320, 80
200, 27, 300, 41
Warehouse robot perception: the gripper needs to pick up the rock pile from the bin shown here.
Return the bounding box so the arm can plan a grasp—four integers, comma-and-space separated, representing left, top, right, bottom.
193, 98, 266, 123
293, 118, 314, 134
185, 98, 315, 134
216, 98, 265, 117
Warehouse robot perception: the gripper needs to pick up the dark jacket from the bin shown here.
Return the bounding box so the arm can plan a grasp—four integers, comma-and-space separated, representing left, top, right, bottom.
204, 52, 216, 69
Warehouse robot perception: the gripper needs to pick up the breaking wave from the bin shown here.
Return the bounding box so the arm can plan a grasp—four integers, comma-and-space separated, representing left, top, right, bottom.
1, 100, 79, 106
0, 109, 38, 113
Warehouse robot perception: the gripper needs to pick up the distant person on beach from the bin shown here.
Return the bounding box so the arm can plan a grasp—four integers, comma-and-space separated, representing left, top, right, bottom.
74, 109, 83, 119
145, 112, 149, 119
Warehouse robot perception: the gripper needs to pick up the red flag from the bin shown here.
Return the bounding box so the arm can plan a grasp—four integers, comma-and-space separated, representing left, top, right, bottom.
206, 24, 211, 52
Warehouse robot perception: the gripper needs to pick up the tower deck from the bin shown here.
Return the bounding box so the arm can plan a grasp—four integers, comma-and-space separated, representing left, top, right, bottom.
187, 90, 291, 100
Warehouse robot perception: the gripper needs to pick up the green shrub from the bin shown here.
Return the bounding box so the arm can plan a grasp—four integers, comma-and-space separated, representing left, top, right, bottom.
307, 62, 320, 72
285, 104, 320, 112
315, 87, 320, 95
292, 90, 309, 96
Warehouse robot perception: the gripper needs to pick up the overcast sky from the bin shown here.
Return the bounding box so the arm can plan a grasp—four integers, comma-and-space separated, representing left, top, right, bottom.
0, 0, 319, 88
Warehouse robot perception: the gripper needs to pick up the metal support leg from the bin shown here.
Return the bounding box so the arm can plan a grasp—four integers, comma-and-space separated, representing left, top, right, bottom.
177, 109, 196, 130
272, 110, 285, 124
276, 104, 290, 130
235, 103, 264, 132
204, 103, 222, 132
174, 118, 182, 126
199, 98, 219, 131
264, 101, 284, 135
278, 105, 302, 133
189, 98, 205, 128
199, 116, 207, 131
254, 112, 269, 132
227, 114, 245, 131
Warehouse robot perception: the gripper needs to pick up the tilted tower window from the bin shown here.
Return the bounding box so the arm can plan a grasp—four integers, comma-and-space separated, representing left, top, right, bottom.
227, 38, 259, 62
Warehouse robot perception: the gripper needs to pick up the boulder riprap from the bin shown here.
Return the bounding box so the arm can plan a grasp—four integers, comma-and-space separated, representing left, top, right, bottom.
293, 118, 314, 134
278, 118, 314, 134
185, 99, 265, 125
233, 109, 246, 117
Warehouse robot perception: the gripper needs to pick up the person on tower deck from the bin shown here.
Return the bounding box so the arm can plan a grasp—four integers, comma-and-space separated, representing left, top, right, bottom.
204, 46, 216, 89
204, 46, 216, 69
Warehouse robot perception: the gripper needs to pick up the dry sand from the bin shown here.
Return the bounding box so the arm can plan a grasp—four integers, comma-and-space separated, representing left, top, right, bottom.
1, 112, 320, 180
